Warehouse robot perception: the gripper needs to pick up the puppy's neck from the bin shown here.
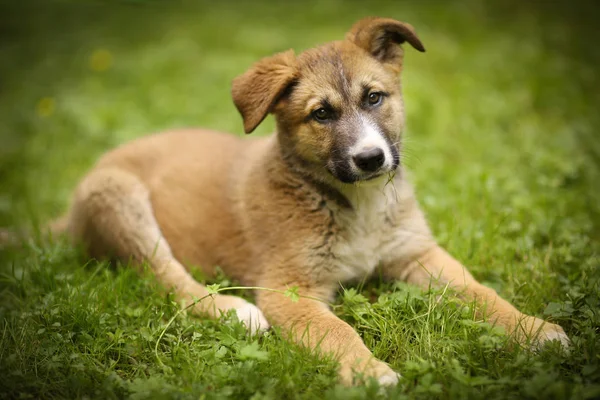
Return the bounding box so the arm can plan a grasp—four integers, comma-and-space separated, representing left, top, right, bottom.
333, 172, 403, 211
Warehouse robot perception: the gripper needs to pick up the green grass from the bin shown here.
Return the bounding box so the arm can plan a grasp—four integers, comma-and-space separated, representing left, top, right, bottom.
1, 1, 599, 398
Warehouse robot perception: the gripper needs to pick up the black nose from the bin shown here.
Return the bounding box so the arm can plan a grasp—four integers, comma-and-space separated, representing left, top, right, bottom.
353, 147, 385, 172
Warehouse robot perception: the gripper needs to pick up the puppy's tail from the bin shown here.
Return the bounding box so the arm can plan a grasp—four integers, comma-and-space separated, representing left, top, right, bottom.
0, 214, 69, 248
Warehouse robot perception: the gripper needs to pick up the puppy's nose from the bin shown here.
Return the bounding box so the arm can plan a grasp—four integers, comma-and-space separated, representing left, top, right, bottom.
353, 147, 385, 172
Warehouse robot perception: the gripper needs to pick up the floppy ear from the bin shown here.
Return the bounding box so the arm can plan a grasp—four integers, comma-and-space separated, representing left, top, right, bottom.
231, 49, 297, 134
346, 17, 425, 72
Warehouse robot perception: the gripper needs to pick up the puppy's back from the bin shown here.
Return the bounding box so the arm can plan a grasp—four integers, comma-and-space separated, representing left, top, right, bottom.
96, 129, 240, 182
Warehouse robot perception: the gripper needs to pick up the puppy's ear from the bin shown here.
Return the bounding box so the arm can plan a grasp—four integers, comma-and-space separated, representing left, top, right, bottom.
232, 49, 297, 134
346, 17, 425, 72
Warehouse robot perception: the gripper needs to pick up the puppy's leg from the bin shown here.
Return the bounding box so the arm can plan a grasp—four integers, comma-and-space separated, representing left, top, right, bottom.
68, 167, 268, 333
257, 285, 399, 386
385, 246, 568, 348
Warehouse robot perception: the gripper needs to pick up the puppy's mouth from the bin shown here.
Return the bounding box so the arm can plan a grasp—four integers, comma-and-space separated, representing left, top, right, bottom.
328, 166, 397, 184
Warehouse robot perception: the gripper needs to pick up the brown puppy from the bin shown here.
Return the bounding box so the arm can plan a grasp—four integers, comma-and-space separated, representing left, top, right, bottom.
36, 18, 568, 385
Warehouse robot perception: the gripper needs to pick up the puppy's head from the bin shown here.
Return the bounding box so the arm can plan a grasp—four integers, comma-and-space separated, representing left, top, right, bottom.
232, 17, 425, 184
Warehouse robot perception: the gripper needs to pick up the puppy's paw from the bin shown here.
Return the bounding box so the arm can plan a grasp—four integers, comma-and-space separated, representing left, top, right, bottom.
518, 316, 570, 350
235, 302, 270, 335
533, 321, 570, 350
194, 293, 270, 335
340, 358, 400, 386
377, 369, 401, 386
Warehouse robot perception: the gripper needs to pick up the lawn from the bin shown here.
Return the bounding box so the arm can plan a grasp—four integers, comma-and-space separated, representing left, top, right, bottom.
0, 1, 599, 399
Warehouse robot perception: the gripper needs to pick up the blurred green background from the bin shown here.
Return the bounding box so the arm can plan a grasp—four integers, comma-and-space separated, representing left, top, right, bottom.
1, 1, 599, 399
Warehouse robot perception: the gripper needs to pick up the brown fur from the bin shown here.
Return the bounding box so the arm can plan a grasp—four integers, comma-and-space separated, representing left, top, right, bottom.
16, 18, 568, 385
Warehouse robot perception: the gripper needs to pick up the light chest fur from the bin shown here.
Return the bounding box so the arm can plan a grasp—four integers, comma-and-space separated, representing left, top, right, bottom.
326, 178, 421, 283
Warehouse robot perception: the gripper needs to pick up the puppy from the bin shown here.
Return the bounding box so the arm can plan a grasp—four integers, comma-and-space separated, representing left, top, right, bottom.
27, 17, 569, 385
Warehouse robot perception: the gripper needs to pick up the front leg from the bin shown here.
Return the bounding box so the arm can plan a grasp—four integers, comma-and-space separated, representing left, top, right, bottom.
256, 282, 399, 386
384, 246, 569, 348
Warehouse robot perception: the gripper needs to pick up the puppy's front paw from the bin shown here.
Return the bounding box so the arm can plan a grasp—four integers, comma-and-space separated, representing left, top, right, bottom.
519, 316, 570, 350
533, 321, 570, 350
235, 303, 270, 335
340, 358, 400, 386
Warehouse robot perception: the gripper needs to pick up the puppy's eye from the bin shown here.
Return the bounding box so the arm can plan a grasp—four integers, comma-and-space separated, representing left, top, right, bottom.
367, 92, 383, 106
313, 108, 331, 122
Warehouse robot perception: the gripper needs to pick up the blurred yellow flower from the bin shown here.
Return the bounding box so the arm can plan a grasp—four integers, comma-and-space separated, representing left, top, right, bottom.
36, 97, 55, 117
90, 49, 113, 72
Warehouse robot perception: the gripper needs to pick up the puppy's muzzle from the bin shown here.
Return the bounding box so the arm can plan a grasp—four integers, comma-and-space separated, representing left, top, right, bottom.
352, 147, 385, 173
